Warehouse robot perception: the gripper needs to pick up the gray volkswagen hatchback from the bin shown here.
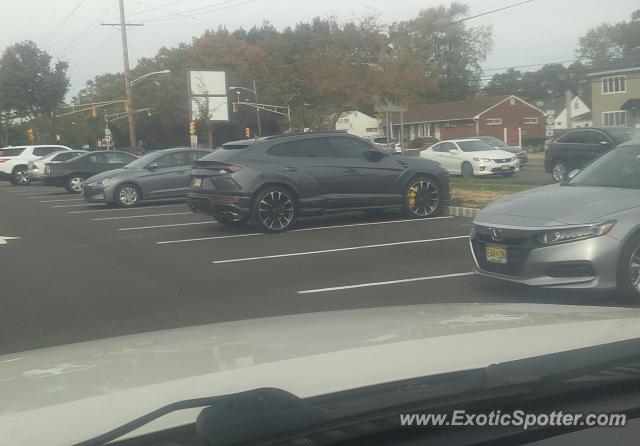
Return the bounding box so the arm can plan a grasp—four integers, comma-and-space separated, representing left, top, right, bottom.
187, 132, 450, 233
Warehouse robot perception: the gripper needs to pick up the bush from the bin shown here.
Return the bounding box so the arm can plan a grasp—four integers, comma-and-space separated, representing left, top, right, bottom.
407, 136, 439, 149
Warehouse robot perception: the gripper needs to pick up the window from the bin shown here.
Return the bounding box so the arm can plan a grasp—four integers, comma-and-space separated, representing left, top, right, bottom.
603, 111, 626, 127
329, 137, 372, 158
365, 128, 378, 133
154, 152, 191, 168
88, 153, 103, 164
432, 142, 454, 153
0, 148, 26, 156
523, 117, 538, 125
33, 147, 59, 156
192, 151, 209, 161
602, 75, 626, 94
457, 140, 494, 152
52, 152, 79, 162
105, 152, 136, 164
574, 101, 579, 109
557, 130, 589, 144
268, 139, 336, 158
486, 118, 502, 125
584, 131, 611, 144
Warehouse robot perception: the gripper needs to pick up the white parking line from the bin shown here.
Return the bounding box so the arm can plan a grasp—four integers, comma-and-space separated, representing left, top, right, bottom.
93, 212, 194, 221
53, 203, 103, 208
297, 272, 475, 294
212, 235, 470, 264
119, 221, 216, 231
39, 198, 84, 203
157, 216, 455, 245
67, 204, 186, 214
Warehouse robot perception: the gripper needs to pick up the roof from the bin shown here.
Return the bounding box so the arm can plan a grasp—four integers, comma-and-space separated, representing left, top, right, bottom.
588, 52, 640, 76
530, 96, 567, 117
390, 95, 541, 124
573, 111, 592, 121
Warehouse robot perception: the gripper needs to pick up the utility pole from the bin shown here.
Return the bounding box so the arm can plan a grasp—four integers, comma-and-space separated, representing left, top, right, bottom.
118, 0, 136, 153
565, 90, 573, 130
253, 80, 262, 136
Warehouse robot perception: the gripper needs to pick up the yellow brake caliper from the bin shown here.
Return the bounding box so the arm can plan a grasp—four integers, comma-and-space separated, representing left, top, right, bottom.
408, 184, 419, 207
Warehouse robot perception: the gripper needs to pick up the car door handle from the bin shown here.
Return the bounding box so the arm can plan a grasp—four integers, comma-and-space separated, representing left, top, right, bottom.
343, 168, 357, 174
283, 167, 298, 173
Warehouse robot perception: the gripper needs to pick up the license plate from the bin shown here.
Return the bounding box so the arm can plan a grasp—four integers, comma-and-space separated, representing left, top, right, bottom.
485, 245, 507, 264
192, 177, 202, 188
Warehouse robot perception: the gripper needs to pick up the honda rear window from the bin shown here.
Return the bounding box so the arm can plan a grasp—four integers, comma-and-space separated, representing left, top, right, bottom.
0, 148, 25, 156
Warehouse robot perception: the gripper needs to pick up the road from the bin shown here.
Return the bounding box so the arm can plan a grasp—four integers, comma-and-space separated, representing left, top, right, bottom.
0, 180, 630, 355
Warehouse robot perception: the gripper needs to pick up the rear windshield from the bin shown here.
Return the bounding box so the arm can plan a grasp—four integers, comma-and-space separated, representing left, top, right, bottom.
606, 128, 640, 143
0, 148, 26, 156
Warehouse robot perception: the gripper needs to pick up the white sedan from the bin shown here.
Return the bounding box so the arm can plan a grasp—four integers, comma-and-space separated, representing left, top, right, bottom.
420, 138, 520, 177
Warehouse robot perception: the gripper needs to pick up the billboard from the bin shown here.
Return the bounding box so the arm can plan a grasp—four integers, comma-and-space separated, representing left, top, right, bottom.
191, 96, 229, 122
188, 70, 228, 122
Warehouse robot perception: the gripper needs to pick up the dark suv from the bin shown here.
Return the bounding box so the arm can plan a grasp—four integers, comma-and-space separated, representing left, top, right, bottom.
187, 132, 450, 232
544, 127, 640, 181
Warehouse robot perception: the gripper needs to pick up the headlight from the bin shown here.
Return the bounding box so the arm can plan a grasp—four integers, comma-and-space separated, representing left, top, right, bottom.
537, 221, 616, 245
473, 157, 493, 162
92, 178, 112, 187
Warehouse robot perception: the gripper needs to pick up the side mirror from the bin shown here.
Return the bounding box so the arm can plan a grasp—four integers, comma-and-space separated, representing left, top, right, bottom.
364, 149, 386, 161
449, 149, 458, 154
568, 169, 580, 180
146, 162, 159, 170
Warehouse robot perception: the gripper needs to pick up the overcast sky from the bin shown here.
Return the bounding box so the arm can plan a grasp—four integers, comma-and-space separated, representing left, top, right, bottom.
1, 0, 637, 95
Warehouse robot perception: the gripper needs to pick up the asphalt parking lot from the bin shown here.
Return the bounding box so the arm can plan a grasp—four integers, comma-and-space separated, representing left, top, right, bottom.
0, 180, 631, 355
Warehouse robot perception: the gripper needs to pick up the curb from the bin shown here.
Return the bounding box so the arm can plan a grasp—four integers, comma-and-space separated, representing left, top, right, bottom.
445, 206, 482, 218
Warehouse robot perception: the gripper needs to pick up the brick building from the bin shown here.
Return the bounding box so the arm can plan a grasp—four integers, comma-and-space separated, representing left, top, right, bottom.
391, 95, 546, 147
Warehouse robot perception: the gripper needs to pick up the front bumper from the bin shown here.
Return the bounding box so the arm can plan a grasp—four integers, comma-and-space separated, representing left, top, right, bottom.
474, 160, 520, 175
187, 191, 252, 219
469, 225, 621, 290
83, 184, 108, 203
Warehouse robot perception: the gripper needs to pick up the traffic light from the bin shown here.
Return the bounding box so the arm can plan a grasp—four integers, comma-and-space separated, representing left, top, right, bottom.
244, 127, 251, 139
189, 121, 197, 135
90, 106, 97, 118
232, 102, 238, 113
26, 128, 34, 141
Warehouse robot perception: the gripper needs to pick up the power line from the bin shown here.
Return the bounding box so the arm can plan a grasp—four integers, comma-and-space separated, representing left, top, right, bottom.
128, 0, 192, 17
132, 0, 200, 21
39, 0, 88, 44
59, 0, 118, 59
145, 0, 258, 22
449, 0, 537, 25
481, 58, 590, 73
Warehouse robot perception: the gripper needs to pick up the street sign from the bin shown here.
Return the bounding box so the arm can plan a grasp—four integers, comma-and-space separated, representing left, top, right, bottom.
190, 135, 198, 148
189, 70, 229, 122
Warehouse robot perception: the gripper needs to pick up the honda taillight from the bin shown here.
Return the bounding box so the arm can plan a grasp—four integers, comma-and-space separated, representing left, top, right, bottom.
220, 164, 241, 173
0, 158, 9, 164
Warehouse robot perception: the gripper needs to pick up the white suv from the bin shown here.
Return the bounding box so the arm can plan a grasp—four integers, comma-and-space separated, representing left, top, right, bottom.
0, 145, 72, 185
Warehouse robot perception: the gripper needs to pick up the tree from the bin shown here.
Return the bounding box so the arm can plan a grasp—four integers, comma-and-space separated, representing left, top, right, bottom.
389, 2, 493, 101
578, 9, 640, 65
483, 69, 523, 97
0, 41, 69, 144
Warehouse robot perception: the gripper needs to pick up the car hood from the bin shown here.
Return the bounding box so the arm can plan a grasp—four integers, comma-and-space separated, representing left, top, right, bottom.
477, 183, 640, 226
2, 303, 640, 445
86, 168, 137, 183
465, 149, 516, 159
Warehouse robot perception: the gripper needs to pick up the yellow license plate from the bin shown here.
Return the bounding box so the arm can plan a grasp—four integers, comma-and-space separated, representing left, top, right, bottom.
486, 245, 507, 264
192, 177, 203, 188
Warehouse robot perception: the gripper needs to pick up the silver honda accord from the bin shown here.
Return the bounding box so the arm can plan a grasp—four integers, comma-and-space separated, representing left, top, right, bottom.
470, 140, 640, 299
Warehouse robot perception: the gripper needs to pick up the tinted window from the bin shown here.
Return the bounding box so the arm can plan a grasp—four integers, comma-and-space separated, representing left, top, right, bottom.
584, 131, 611, 144
432, 142, 451, 152
192, 151, 209, 161
88, 153, 103, 164
269, 139, 336, 157
105, 152, 135, 164
33, 147, 60, 156
0, 148, 26, 156
154, 152, 192, 168
52, 152, 79, 161
329, 137, 371, 158
457, 140, 494, 152
557, 131, 588, 144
